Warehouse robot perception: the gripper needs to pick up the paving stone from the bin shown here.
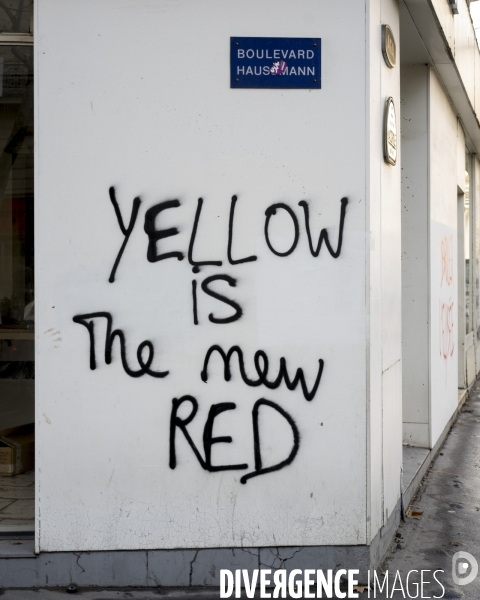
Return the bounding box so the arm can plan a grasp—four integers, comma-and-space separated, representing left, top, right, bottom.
0, 484, 35, 499
0, 471, 34, 487
0, 518, 35, 527
385, 389, 480, 599
0, 538, 35, 558
0, 497, 15, 511
0, 499, 34, 517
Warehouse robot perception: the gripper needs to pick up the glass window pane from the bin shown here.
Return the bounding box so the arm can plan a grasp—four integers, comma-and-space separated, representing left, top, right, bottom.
0, 0, 31, 34
0, 45, 34, 432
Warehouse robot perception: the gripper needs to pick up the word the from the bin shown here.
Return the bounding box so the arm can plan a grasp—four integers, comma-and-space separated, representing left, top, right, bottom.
220, 568, 360, 599
72, 312, 169, 378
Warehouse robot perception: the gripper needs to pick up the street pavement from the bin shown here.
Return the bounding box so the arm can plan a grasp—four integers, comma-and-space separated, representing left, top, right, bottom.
1, 384, 480, 599
381, 384, 480, 599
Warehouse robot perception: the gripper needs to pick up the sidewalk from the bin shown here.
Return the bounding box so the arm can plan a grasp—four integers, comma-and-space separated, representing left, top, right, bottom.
1, 384, 479, 599
381, 384, 480, 599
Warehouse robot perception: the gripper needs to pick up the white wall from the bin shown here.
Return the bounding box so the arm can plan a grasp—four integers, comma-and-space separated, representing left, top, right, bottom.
454, 0, 476, 104
367, 0, 403, 539
380, 0, 403, 527
401, 56, 477, 452
401, 66, 429, 448
430, 0, 477, 111
429, 70, 459, 447
367, 0, 384, 542
430, 0, 455, 52
475, 157, 480, 374
36, 0, 370, 552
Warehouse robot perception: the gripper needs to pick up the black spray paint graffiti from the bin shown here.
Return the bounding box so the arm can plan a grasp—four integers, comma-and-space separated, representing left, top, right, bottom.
107, 190, 348, 277
228, 195, 258, 265
299, 197, 348, 258
107, 190, 348, 326
108, 187, 141, 283
263, 197, 348, 258
72, 190, 349, 482
72, 312, 169, 378
169, 396, 299, 484
264, 203, 299, 257
201, 345, 324, 401
169, 396, 248, 472
188, 197, 223, 273
193, 275, 243, 325
144, 199, 185, 263
241, 399, 300, 484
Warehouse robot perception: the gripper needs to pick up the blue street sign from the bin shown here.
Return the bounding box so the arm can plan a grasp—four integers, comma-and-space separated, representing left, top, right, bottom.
230, 37, 321, 89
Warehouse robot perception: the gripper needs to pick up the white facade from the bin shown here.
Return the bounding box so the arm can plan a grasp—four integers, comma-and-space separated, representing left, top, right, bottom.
36, 0, 370, 552
23, 0, 480, 572
35, 0, 403, 554
401, 0, 480, 454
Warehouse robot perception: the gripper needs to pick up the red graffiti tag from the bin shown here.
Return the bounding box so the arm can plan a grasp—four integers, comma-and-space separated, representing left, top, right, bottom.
440, 235, 454, 287
439, 298, 455, 359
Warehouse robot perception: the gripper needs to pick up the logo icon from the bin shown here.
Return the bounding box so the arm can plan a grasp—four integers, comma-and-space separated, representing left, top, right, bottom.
452, 551, 478, 586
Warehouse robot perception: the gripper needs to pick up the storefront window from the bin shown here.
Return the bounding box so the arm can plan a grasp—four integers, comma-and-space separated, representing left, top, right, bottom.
0, 45, 34, 430
0, 0, 32, 34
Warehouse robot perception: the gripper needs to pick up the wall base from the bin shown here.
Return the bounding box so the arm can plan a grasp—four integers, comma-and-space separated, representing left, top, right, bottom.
0, 544, 375, 588
0, 387, 470, 589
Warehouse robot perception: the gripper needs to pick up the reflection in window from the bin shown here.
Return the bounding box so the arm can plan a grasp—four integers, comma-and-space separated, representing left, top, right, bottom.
0, 0, 32, 34
0, 45, 34, 431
